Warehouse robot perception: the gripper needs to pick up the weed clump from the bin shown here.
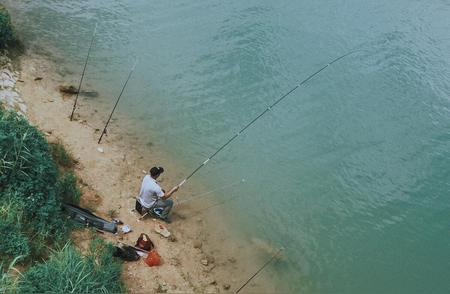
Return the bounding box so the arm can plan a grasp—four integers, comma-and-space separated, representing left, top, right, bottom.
56, 171, 81, 204
0, 108, 78, 262
50, 140, 76, 169
0, 220, 29, 259
18, 239, 124, 293
0, 257, 22, 293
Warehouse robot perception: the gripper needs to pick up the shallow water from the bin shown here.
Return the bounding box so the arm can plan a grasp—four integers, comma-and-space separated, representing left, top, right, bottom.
4, 0, 450, 292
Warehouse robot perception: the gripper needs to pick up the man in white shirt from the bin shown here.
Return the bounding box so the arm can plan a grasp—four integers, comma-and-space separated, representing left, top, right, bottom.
135, 166, 179, 223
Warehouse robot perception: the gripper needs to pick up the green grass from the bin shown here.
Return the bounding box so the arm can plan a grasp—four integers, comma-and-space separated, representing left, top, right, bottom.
0, 106, 126, 293
56, 171, 81, 204
0, 256, 23, 293
0, 108, 77, 261
50, 140, 76, 169
18, 239, 125, 293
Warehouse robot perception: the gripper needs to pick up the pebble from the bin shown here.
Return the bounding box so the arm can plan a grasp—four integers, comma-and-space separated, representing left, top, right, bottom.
223, 284, 231, 290
170, 258, 180, 266
193, 241, 202, 249
97, 147, 104, 153
207, 255, 215, 264
201, 259, 208, 266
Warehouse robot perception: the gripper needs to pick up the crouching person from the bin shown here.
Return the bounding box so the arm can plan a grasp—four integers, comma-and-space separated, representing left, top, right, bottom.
135, 166, 178, 223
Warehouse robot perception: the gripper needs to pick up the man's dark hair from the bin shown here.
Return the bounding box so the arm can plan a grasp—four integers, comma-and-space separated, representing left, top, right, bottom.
150, 166, 164, 177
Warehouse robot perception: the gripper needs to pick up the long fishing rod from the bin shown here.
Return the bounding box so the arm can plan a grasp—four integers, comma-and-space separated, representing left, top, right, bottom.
235, 248, 283, 294
98, 60, 138, 144
70, 23, 98, 121
138, 178, 245, 220
172, 51, 355, 190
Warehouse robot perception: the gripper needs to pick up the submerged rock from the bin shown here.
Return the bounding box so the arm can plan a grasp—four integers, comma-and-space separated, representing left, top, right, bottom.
59, 84, 99, 97
81, 90, 99, 98
59, 85, 78, 94
0, 5, 16, 49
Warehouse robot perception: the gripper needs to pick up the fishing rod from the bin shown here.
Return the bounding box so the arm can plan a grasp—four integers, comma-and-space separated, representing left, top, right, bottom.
138, 178, 245, 220
70, 23, 98, 121
98, 59, 138, 144
235, 248, 284, 293
172, 51, 355, 190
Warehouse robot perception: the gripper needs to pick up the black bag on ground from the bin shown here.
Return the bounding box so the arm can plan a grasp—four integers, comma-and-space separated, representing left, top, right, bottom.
62, 203, 117, 233
113, 246, 140, 261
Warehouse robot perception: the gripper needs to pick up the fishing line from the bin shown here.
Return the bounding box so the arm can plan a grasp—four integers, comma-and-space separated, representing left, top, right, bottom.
98, 59, 138, 144
172, 51, 355, 190
70, 23, 97, 121
179, 193, 241, 218
175, 178, 246, 205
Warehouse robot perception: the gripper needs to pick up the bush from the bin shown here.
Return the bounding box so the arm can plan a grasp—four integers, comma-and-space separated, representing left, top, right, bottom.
0, 108, 76, 262
50, 141, 75, 169
0, 196, 29, 263
0, 5, 15, 49
56, 171, 81, 204
0, 220, 29, 261
18, 240, 124, 293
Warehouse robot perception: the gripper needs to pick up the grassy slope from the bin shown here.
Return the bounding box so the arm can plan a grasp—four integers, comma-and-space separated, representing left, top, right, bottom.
0, 109, 124, 293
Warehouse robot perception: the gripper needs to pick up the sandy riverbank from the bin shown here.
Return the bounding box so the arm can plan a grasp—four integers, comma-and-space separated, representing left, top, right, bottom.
9, 51, 278, 293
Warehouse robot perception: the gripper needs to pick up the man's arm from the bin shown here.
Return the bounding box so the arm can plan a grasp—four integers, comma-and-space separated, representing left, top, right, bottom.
162, 186, 179, 199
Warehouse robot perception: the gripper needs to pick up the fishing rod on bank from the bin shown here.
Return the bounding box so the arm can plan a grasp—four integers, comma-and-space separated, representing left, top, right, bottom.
70, 23, 97, 121
98, 59, 138, 144
170, 51, 355, 191
235, 247, 284, 293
